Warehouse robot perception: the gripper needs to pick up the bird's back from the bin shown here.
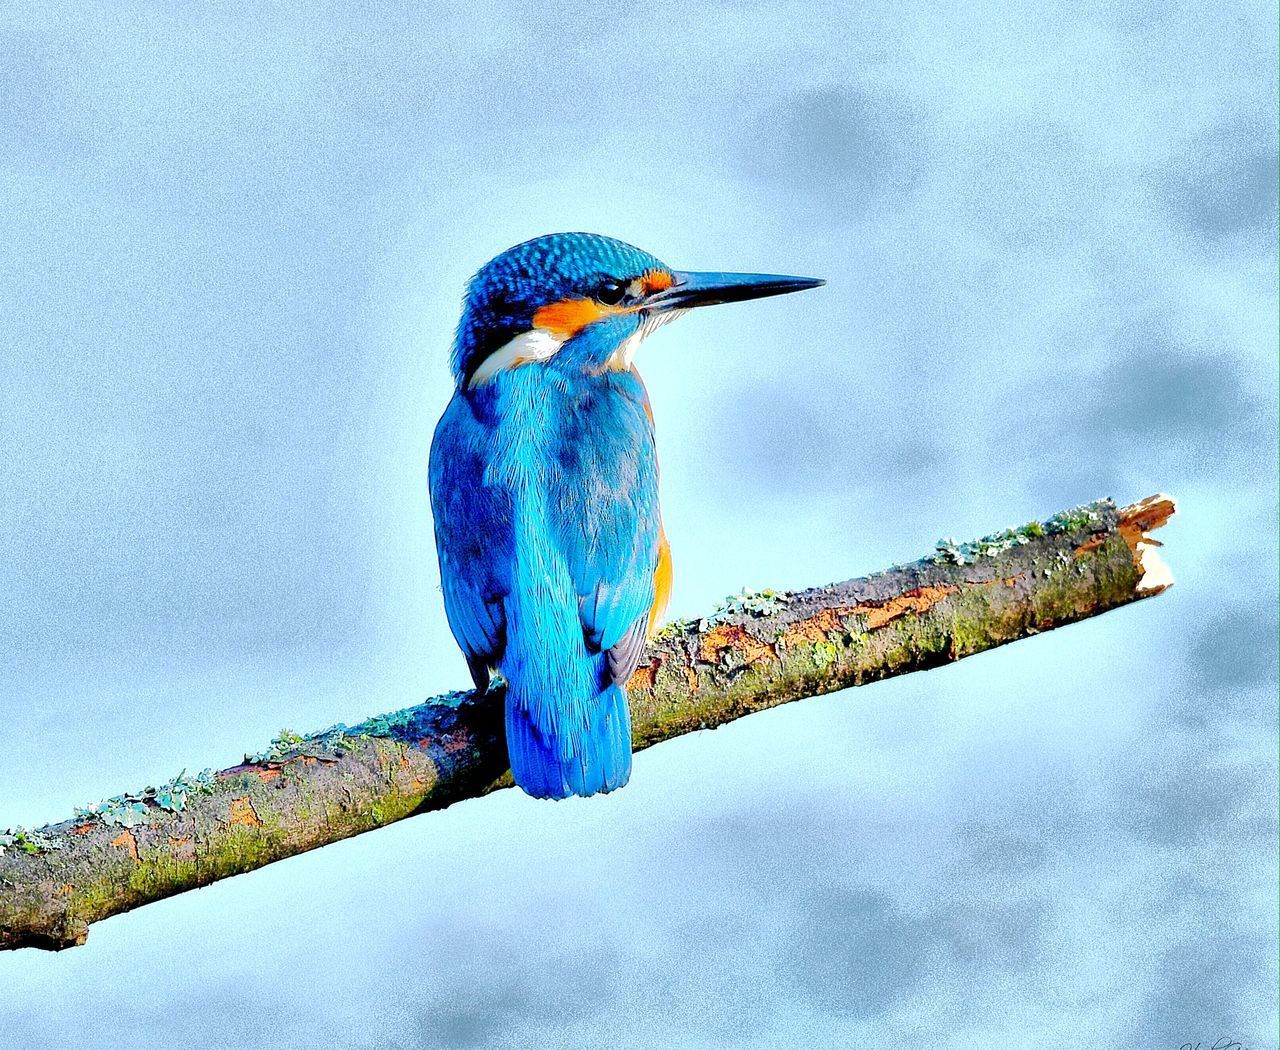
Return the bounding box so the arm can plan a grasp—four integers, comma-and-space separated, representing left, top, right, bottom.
430, 365, 662, 798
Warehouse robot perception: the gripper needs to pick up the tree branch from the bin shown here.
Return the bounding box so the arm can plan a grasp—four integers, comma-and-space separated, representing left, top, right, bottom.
0, 494, 1176, 951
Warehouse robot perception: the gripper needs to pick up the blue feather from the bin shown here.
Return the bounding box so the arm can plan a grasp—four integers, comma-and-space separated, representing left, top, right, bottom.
430, 349, 659, 798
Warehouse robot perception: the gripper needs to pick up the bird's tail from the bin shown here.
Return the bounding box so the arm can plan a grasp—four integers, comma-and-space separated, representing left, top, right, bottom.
503, 513, 634, 799
505, 669, 632, 800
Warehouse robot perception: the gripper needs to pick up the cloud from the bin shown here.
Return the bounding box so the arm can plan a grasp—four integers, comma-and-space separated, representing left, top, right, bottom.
786, 886, 932, 1018
661, 789, 1059, 1026
1125, 884, 1275, 1049
0, 36, 89, 169
1, 3, 1275, 1049
703, 377, 952, 503
1007, 318, 1274, 508
1088, 347, 1248, 440
1186, 599, 1280, 698
403, 982, 538, 1050
1108, 596, 1278, 850
1165, 117, 1279, 241
374, 913, 619, 1050
736, 84, 930, 219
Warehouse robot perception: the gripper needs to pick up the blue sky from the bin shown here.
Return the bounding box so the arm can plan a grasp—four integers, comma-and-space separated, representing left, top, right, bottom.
1, 2, 1275, 1047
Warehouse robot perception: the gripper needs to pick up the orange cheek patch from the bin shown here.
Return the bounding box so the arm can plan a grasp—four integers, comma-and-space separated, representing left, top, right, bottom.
532, 274, 673, 339
643, 269, 674, 294
533, 297, 624, 338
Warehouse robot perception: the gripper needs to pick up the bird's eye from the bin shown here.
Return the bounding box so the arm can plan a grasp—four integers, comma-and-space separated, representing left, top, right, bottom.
596, 280, 626, 306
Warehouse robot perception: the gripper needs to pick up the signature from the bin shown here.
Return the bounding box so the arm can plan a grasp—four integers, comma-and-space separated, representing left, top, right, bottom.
1179, 1039, 1250, 1050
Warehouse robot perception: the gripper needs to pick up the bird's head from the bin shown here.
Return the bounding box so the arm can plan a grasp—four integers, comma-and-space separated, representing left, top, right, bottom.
451, 232, 823, 389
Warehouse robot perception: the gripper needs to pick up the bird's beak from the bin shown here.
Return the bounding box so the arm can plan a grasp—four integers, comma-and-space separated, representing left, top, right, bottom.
645, 270, 825, 313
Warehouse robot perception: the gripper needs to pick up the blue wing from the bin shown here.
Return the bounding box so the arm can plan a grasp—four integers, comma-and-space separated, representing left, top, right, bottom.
429, 392, 512, 691
550, 371, 662, 687
431, 372, 661, 694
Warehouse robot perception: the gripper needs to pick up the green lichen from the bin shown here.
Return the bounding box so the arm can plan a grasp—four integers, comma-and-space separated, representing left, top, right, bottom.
652, 616, 696, 641
238, 691, 476, 766
935, 526, 1036, 565
698, 587, 792, 630
347, 708, 417, 738
73, 769, 220, 828
126, 851, 200, 899
933, 505, 1104, 566
150, 769, 219, 812
1044, 505, 1103, 534
244, 728, 309, 763
337, 690, 475, 743
812, 640, 839, 670
0, 826, 64, 857
948, 608, 996, 658
75, 798, 150, 828
244, 723, 365, 764
202, 825, 274, 876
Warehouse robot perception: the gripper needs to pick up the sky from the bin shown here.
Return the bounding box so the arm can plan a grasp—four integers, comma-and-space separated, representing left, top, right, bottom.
0, 2, 1276, 1047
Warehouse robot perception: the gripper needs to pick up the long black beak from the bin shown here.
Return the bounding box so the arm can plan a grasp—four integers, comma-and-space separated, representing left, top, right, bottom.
646, 270, 825, 312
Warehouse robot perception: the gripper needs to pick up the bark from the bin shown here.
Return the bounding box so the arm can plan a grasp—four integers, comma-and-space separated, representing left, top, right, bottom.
0, 494, 1176, 952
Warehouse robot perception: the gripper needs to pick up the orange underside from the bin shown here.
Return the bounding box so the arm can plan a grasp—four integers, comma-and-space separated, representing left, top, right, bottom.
649, 531, 672, 637
631, 364, 671, 636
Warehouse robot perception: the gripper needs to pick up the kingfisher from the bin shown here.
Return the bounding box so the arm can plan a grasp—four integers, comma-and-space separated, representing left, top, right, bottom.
429, 233, 823, 799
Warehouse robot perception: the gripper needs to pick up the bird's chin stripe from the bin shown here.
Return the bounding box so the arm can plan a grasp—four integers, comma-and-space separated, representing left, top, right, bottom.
467, 328, 565, 387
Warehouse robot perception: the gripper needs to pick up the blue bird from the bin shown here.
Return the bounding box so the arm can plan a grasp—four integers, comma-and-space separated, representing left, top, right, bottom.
429, 233, 823, 799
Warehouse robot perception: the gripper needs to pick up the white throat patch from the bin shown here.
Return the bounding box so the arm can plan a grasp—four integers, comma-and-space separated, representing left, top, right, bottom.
468, 328, 566, 388
468, 308, 690, 387
607, 308, 688, 372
